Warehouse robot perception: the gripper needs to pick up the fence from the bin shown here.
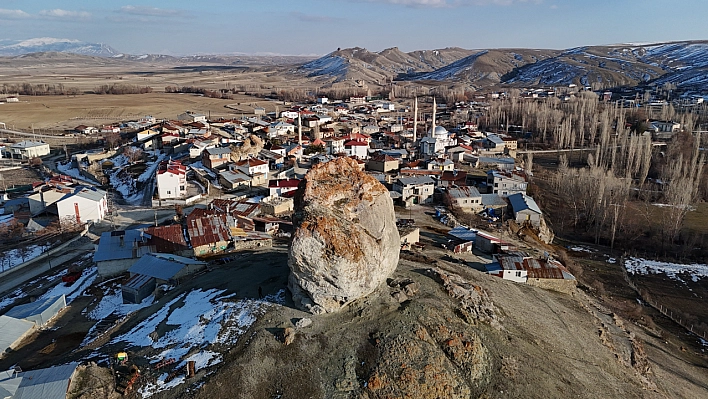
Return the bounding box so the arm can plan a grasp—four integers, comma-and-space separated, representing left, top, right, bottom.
620, 257, 707, 342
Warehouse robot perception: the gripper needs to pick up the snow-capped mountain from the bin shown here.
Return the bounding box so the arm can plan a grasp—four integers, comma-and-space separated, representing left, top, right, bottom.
0, 38, 119, 57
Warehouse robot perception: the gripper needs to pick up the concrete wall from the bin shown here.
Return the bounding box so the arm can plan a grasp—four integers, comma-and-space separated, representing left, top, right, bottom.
97, 258, 138, 278
515, 210, 541, 227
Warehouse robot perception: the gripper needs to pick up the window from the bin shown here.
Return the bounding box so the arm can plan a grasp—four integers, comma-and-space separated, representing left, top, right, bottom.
516, 271, 522, 277
180, 186, 185, 191
167, 190, 171, 195
494, 183, 498, 187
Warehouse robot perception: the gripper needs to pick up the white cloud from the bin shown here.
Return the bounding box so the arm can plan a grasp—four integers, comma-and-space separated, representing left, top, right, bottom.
119, 5, 182, 17
0, 9, 30, 19
39, 9, 92, 19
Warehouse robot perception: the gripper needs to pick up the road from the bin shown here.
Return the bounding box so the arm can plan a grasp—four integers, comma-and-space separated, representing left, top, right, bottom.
0, 128, 64, 140
0, 239, 94, 296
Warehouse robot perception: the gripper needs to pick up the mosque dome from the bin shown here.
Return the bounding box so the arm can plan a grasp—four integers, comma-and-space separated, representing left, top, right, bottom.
428, 125, 448, 138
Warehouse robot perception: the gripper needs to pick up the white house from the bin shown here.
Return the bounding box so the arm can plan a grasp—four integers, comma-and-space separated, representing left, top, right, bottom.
445, 186, 483, 212
344, 140, 369, 159
508, 193, 542, 227
281, 111, 300, 119
156, 159, 187, 199
487, 171, 527, 197
324, 138, 346, 155
56, 187, 108, 225
178, 111, 207, 123
9, 141, 50, 159
234, 157, 269, 186
317, 97, 329, 104
393, 176, 435, 207
270, 121, 295, 137
268, 178, 301, 197
100, 125, 120, 134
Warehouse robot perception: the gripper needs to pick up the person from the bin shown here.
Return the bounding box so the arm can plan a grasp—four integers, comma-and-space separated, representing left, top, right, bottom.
258, 286, 263, 298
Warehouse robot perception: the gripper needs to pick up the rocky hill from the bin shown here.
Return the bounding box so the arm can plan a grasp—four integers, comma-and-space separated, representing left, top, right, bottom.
295, 41, 708, 90
184, 255, 706, 399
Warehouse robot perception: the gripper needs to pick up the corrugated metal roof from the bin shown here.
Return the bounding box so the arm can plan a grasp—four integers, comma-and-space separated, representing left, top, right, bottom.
495, 255, 574, 280
186, 214, 232, 248
0, 315, 35, 354
143, 225, 188, 253
448, 226, 477, 242
508, 193, 542, 215
94, 230, 147, 262
128, 253, 205, 281
4, 296, 65, 321
10, 362, 78, 399
481, 194, 507, 207
124, 273, 155, 290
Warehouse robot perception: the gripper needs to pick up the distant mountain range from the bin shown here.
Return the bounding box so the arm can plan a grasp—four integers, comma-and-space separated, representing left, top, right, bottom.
296, 41, 708, 91
0, 38, 119, 57
3, 37, 708, 91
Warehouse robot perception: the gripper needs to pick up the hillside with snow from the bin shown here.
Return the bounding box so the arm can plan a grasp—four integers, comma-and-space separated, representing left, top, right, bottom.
0, 38, 119, 57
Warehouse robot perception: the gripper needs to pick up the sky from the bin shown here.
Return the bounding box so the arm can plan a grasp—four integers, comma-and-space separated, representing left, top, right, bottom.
1, 0, 707, 56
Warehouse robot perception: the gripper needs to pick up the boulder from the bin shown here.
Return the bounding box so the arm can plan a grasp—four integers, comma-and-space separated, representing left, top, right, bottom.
288, 157, 400, 314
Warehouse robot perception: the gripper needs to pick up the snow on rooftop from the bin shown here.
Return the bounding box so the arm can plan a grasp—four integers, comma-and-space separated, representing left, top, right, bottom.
625, 257, 708, 283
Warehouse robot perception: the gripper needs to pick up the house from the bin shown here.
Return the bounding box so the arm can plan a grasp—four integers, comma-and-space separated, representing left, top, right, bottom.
487, 171, 527, 197
74, 125, 97, 134
202, 146, 232, 170
439, 170, 467, 188
260, 196, 294, 216
324, 138, 345, 155
189, 138, 218, 158
55, 186, 108, 225
8, 141, 50, 159
344, 140, 369, 159
269, 121, 295, 137
0, 362, 79, 398
219, 169, 252, 190
94, 230, 152, 277
367, 154, 399, 173
393, 176, 436, 207
445, 186, 482, 212
486, 253, 576, 289
234, 157, 269, 185
156, 159, 187, 199
122, 253, 207, 304
475, 231, 512, 253
317, 97, 329, 104
507, 193, 542, 227
143, 224, 192, 257
186, 212, 232, 257
268, 178, 301, 197
178, 111, 207, 123
5, 96, 19, 103
100, 125, 120, 134
427, 159, 454, 171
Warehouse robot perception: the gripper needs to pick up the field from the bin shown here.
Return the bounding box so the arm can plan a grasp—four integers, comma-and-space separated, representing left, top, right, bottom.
0, 93, 290, 131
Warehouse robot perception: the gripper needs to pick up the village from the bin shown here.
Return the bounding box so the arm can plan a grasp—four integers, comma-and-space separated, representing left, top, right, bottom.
0, 86, 702, 398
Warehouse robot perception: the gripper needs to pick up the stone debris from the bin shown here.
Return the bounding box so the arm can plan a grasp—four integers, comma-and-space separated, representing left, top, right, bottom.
295, 317, 312, 329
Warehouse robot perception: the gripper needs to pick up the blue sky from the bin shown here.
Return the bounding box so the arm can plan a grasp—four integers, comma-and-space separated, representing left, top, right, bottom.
1, 1, 707, 55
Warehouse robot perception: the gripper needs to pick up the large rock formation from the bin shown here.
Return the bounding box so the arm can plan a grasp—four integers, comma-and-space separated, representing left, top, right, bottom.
288, 157, 400, 314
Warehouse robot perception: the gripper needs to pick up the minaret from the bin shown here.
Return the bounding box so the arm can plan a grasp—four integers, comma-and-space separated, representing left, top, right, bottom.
412, 97, 418, 143
298, 113, 302, 146
431, 96, 437, 138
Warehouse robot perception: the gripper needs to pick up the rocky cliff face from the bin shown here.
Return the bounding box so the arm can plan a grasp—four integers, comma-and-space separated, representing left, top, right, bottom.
288, 157, 400, 314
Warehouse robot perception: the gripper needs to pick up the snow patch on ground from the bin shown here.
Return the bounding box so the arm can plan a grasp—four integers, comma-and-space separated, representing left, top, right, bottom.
1, 245, 45, 270
569, 246, 594, 253
39, 266, 98, 303
109, 288, 285, 398
88, 287, 155, 320
625, 257, 708, 282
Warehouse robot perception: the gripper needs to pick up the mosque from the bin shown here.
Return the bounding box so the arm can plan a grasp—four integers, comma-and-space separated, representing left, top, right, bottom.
419, 98, 455, 157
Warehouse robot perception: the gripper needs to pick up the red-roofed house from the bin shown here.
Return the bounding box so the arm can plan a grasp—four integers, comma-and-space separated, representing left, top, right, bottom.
344, 140, 369, 160
268, 178, 301, 197
156, 159, 187, 199
234, 157, 269, 186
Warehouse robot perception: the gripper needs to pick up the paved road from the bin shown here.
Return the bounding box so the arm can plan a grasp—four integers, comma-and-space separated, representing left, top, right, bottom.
0, 240, 94, 296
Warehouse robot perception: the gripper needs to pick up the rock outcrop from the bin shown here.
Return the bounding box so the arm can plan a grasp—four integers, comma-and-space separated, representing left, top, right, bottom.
288, 157, 400, 314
